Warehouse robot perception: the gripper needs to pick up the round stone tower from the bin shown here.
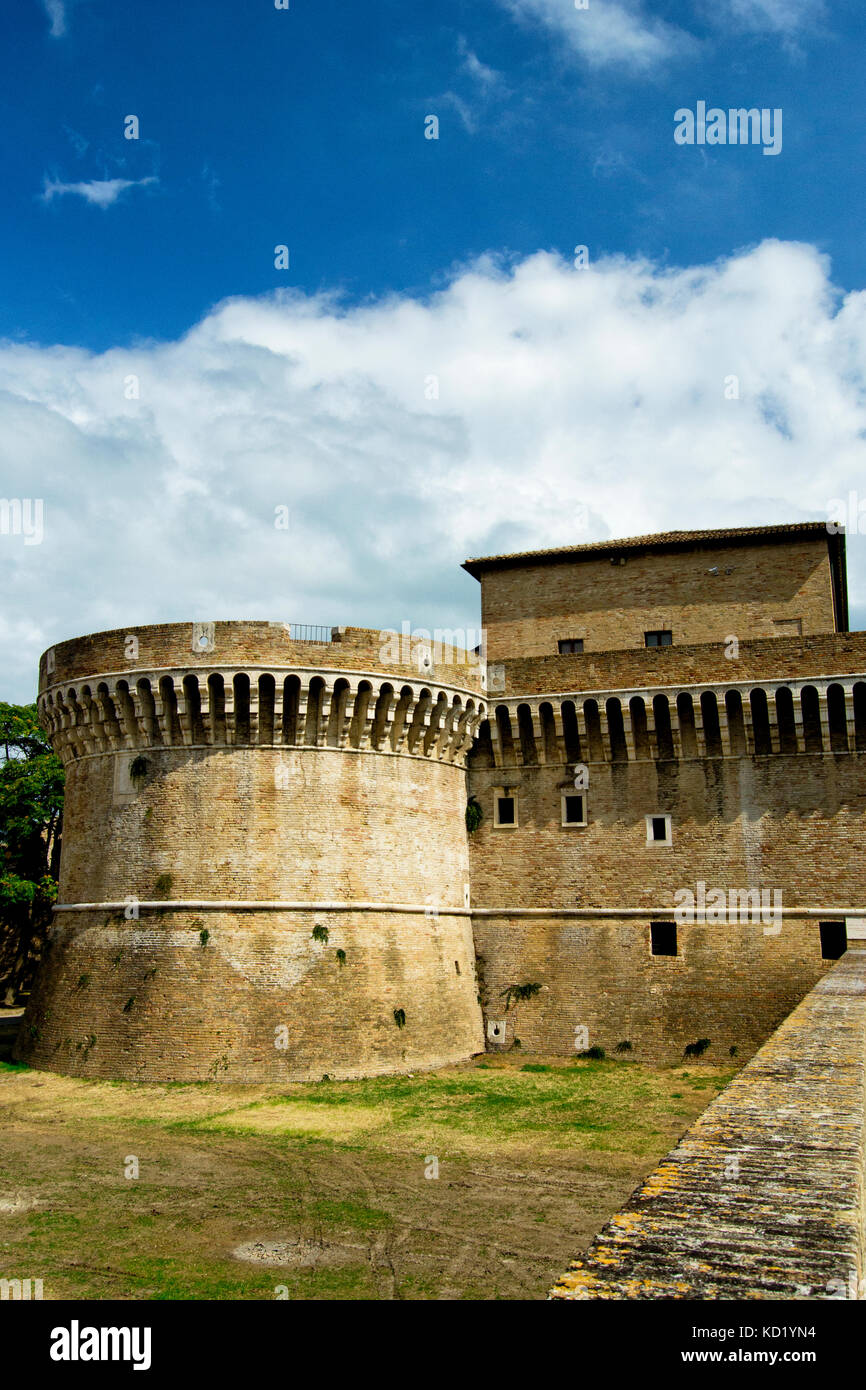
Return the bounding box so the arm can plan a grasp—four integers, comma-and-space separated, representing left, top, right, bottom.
16, 622, 486, 1081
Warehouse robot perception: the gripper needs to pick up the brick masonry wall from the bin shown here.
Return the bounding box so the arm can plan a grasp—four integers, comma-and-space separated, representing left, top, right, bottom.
550, 948, 866, 1300
16, 909, 481, 1083
496, 631, 866, 698
480, 538, 837, 662
468, 753, 866, 1061
40, 622, 483, 694
16, 744, 484, 1080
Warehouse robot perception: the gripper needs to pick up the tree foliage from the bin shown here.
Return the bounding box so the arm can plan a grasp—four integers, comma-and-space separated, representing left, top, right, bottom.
0, 702, 64, 1004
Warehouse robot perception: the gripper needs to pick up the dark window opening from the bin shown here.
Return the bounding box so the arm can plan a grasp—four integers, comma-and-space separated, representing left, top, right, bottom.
651, 816, 668, 841
497, 796, 515, 825
651, 922, 678, 957
564, 794, 585, 824
645, 630, 673, 648
454, 960, 461, 975
819, 921, 847, 960
558, 638, 584, 655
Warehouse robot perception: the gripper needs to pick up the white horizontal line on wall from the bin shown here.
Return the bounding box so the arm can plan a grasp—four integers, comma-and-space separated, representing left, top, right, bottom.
53, 901, 473, 914
51, 902, 866, 917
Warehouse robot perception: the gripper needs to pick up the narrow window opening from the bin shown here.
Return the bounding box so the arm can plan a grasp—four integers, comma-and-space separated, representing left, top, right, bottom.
562, 793, 586, 826
495, 793, 516, 827
651, 922, 678, 957
819, 921, 847, 960
646, 814, 672, 845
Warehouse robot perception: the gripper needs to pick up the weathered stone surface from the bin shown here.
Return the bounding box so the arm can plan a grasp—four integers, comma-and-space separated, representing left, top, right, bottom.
17, 628, 486, 1081
472, 529, 840, 662
550, 949, 866, 1300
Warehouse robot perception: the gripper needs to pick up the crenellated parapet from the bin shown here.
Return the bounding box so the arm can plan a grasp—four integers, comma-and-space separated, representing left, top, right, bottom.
480, 673, 866, 767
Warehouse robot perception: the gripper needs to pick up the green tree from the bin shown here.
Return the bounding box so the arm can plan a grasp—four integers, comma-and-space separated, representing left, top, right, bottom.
0, 702, 64, 1004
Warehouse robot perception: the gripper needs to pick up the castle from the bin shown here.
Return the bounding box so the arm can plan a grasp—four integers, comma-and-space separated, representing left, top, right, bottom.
16, 520, 866, 1080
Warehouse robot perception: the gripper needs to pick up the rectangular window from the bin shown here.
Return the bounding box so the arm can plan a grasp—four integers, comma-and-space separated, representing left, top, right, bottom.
819, 921, 847, 960
651, 922, 678, 957
494, 792, 517, 828
558, 638, 584, 655
645, 630, 672, 647
646, 814, 672, 845
562, 793, 586, 827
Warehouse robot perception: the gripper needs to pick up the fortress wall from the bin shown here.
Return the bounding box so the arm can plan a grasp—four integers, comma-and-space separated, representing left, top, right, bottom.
468, 755, 866, 1061
550, 948, 866, 1300
19, 624, 487, 1081
56, 744, 473, 907
497, 631, 866, 697
472, 915, 830, 1063
481, 538, 836, 662
468, 754, 866, 912
17, 908, 481, 1083
18, 740, 483, 1078
40, 622, 483, 694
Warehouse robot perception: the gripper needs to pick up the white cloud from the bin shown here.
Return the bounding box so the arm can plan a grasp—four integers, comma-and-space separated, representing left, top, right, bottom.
1, 239, 866, 702
456, 35, 502, 90
440, 91, 480, 134
436, 37, 508, 135
41, 176, 158, 208
41, 0, 66, 37
713, 0, 824, 36
497, 0, 697, 73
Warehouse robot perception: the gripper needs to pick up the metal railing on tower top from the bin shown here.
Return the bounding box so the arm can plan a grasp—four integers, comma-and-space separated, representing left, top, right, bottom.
288, 624, 334, 644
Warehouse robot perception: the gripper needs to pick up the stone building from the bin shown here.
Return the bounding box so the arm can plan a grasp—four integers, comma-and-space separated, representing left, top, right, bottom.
16, 521, 866, 1079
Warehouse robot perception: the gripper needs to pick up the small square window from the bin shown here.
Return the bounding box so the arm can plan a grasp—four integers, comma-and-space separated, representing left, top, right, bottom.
651, 922, 678, 957
819, 921, 847, 960
494, 792, 517, 828
562, 793, 586, 826
645, 630, 672, 648
558, 639, 584, 655
646, 814, 672, 845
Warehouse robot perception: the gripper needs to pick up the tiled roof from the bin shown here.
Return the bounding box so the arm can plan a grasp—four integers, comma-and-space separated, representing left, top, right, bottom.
462, 521, 833, 577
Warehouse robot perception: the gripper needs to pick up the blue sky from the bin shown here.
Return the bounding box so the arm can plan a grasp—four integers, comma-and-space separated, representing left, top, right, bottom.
1, 0, 866, 699
2, 0, 864, 348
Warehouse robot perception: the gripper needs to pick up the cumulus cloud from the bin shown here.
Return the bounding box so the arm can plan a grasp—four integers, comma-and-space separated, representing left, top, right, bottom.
41, 176, 158, 208
496, 0, 697, 73
1, 239, 865, 701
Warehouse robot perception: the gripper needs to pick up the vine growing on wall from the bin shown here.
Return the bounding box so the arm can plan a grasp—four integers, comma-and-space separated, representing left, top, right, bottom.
465, 797, 483, 833
501, 982, 541, 1012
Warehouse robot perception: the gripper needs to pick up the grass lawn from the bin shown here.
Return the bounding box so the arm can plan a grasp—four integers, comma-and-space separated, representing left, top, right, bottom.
0, 1054, 733, 1300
